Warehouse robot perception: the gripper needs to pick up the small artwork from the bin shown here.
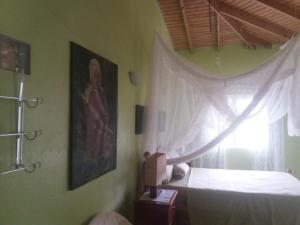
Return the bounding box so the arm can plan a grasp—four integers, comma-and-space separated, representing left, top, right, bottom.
0, 34, 30, 75
70, 42, 118, 189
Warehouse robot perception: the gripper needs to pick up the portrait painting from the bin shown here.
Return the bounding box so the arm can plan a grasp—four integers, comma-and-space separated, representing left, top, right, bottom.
70, 42, 118, 189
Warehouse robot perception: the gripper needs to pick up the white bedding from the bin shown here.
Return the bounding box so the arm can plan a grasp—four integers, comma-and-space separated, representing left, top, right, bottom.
168, 168, 300, 225
188, 168, 300, 196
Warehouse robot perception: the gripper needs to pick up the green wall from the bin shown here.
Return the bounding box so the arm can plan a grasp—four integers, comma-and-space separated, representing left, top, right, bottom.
178, 45, 300, 179
178, 44, 280, 76
0, 0, 171, 225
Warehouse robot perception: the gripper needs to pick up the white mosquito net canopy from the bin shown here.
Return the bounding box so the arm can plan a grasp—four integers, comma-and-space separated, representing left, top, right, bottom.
144, 34, 300, 165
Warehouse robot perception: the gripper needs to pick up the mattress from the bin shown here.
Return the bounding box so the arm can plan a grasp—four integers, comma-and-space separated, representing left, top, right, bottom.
167, 168, 300, 225
188, 168, 300, 195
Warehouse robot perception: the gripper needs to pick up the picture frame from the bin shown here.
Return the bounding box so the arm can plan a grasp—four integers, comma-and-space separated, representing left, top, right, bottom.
70, 42, 118, 189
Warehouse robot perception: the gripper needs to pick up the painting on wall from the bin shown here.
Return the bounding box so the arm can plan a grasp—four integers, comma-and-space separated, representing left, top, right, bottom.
70, 42, 118, 189
0, 33, 30, 75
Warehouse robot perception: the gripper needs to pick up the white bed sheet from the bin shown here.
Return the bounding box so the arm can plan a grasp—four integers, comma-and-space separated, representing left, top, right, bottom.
188, 168, 300, 196
167, 168, 300, 225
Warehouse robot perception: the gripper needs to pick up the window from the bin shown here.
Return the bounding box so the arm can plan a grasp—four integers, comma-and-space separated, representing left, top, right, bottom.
221, 98, 269, 151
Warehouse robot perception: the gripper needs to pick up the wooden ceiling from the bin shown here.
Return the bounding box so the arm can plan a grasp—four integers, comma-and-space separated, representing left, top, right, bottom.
158, 0, 300, 50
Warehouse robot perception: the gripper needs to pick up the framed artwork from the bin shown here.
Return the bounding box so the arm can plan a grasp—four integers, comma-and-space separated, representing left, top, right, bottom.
0, 33, 30, 75
70, 42, 118, 189
135, 105, 144, 134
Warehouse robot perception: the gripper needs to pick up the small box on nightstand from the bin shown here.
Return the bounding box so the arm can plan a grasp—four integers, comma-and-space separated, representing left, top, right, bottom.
135, 189, 178, 225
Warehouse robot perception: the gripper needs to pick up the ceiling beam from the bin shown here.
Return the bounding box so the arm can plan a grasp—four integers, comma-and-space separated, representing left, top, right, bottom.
220, 3, 293, 41
223, 15, 272, 48
252, 0, 300, 23
203, 0, 255, 48
179, 0, 193, 51
216, 14, 221, 49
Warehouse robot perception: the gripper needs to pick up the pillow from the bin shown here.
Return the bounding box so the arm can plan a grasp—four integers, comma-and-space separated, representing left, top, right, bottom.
173, 163, 190, 180
163, 165, 174, 184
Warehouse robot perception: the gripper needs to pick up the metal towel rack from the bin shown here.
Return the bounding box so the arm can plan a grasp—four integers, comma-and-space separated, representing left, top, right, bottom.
0, 75, 42, 175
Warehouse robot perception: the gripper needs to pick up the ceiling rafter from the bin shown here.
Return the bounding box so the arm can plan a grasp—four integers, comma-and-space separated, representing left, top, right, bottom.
223, 15, 272, 48
252, 0, 300, 23
220, 3, 293, 41
158, 0, 299, 50
203, 0, 256, 49
179, 0, 193, 51
216, 14, 221, 49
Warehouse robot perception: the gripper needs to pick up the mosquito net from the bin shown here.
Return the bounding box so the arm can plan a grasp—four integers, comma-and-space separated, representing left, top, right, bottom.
144, 34, 300, 165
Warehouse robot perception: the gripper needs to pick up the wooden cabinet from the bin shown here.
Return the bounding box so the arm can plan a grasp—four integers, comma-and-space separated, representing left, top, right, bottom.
135, 189, 178, 225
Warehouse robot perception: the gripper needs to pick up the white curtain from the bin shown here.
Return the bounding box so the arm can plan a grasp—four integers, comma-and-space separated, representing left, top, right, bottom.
253, 118, 285, 171
192, 147, 225, 169
192, 114, 284, 170
144, 34, 300, 165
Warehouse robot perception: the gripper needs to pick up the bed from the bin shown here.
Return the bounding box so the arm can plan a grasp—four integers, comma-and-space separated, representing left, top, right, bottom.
165, 168, 300, 225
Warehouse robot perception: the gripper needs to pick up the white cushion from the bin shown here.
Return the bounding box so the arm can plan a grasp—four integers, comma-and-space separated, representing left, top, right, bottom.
173, 163, 190, 179
89, 211, 131, 225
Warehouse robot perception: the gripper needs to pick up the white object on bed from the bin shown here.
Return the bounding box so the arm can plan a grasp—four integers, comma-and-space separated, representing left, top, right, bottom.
188, 168, 300, 195
180, 168, 300, 225
89, 212, 131, 225
173, 163, 190, 179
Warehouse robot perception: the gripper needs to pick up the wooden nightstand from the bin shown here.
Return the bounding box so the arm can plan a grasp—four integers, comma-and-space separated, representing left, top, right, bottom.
135, 189, 178, 225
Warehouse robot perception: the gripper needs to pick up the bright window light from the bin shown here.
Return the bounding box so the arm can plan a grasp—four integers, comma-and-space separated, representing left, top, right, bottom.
221, 98, 269, 151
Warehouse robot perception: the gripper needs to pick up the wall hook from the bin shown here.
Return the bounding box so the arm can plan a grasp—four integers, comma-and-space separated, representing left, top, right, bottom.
24, 161, 42, 173
25, 98, 43, 108
24, 130, 42, 141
